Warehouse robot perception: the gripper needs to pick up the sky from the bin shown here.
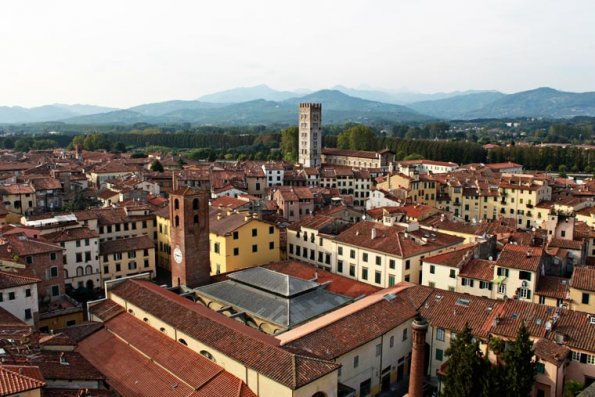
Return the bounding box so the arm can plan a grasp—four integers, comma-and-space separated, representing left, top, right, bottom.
0, 0, 594, 108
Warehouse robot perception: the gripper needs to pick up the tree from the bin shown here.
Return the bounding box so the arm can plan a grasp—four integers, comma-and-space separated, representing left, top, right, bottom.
559, 164, 568, 178
564, 380, 584, 397
336, 125, 377, 151
403, 153, 424, 161
442, 323, 484, 397
502, 324, 536, 397
280, 126, 298, 163
150, 159, 164, 172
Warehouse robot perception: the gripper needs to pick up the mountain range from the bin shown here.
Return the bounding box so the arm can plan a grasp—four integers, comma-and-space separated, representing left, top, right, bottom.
1, 86, 595, 125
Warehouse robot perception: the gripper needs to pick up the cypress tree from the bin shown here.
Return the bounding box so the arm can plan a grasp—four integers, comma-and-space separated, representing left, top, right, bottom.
442, 323, 484, 397
502, 324, 536, 397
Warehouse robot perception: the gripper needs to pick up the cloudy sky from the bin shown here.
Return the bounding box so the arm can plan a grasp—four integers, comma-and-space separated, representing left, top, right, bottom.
1, 0, 593, 108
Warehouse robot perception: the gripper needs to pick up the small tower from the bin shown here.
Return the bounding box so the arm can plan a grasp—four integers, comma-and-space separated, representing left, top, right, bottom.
169, 187, 210, 288
298, 103, 322, 167
408, 316, 429, 397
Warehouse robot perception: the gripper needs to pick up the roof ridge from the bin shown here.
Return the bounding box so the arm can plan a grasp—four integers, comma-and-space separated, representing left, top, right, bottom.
0, 365, 46, 389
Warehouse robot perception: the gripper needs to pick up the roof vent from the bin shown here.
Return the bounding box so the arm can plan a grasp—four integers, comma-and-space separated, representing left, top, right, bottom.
384, 293, 397, 302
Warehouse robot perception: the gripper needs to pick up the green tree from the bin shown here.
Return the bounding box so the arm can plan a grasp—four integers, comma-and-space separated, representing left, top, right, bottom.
502, 324, 536, 397
337, 125, 377, 150
14, 138, 33, 152
403, 153, 424, 161
280, 126, 298, 162
442, 323, 484, 397
564, 380, 584, 397
559, 164, 568, 178
150, 159, 164, 172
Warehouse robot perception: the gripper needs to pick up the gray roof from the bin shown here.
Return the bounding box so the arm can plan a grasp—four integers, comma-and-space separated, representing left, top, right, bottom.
196, 273, 351, 328
579, 383, 595, 397
227, 267, 319, 297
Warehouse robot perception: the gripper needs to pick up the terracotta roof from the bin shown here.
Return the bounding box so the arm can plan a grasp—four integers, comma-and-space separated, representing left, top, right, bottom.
211, 196, 249, 211
422, 243, 477, 268
458, 259, 495, 281
335, 221, 464, 258
548, 238, 584, 251
534, 338, 570, 366
29, 177, 62, 191
0, 183, 35, 195
485, 162, 522, 170
0, 270, 40, 289
43, 227, 98, 243
34, 351, 104, 381
535, 276, 570, 299
287, 215, 339, 232
285, 290, 417, 360
0, 365, 45, 395
55, 321, 104, 343
107, 280, 339, 389
99, 235, 154, 255
209, 211, 254, 236
0, 235, 62, 258
322, 148, 381, 160
96, 189, 119, 200
495, 244, 543, 272
571, 266, 595, 292
77, 313, 256, 397
263, 261, 380, 298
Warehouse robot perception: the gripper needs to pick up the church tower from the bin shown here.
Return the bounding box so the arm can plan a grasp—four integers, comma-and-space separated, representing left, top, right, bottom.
298, 103, 322, 167
169, 187, 210, 288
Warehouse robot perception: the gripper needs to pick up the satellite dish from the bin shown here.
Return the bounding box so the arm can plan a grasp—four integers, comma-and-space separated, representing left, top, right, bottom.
545, 321, 552, 331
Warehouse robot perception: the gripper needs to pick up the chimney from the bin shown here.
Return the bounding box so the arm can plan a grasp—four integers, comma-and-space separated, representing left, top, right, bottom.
408, 317, 429, 397
371, 228, 377, 240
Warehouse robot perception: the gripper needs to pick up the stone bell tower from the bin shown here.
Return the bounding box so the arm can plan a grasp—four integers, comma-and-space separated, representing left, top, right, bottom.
298, 103, 322, 167
169, 187, 210, 288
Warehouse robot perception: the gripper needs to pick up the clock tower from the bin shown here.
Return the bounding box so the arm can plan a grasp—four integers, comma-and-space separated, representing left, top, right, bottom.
169, 187, 210, 288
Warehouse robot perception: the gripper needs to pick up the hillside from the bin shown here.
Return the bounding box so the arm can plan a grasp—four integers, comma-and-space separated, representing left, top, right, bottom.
0, 104, 116, 124
408, 92, 506, 119
464, 87, 595, 119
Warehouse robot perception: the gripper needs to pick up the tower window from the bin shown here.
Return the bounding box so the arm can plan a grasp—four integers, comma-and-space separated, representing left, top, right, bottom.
193, 215, 198, 224
175, 215, 180, 227
193, 199, 199, 210
174, 199, 179, 210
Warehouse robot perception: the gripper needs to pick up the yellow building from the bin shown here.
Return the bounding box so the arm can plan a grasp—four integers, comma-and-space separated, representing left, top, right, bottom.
155, 206, 171, 270
376, 172, 439, 207
209, 209, 280, 275
569, 266, 595, 313
99, 236, 156, 281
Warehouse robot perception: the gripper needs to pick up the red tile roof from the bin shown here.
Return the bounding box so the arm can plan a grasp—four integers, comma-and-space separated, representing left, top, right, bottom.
496, 244, 544, 272
0, 365, 45, 395
0, 270, 40, 289
570, 266, 595, 292
77, 313, 256, 397
106, 280, 339, 389
422, 243, 477, 268
535, 276, 570, 299
458, 259, 495, 281
99, 235, 154, 255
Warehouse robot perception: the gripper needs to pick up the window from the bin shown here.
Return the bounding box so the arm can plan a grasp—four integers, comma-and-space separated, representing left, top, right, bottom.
362, 253, 368, 262
497, 267, 509, 277
128, 262, 137, 270
582, 293, 590, 305
213, 242, 220, 254
115, 263, 121, 272
436, 348, 444, 361
114, 253, 122, 260
498, 283, 506, 295
349, 265, 355, 277
25, 309, 32, 320
436, 328, 445, 341
144, 259, 149, 268
51, 285, 60, 296
85, 251, 91, 262
479, 281, 492, 290
388, 274, 395, 286
252, 228, 257, 237
539, 296, 546, 305
389, 259, 395, 269
389, 335, 395, 348
269, 241, 275, 250
233, 231, 239, 240
289, 244, 294, 255
462, 278, 474, 288
519, 287, 531, 300
361, 267, 368, 280
50, 267, 58, 278
430, 265, 435, 274
536, 362, 545, 374
25, 289, 31, 297
375, 271, 381, 284
75, 253, 83, 263
338, 247, 343, 256
449, 269, 456, 278
350, 250, 356, 259
103, 265, 109, 274
402, 328, 408, 341
0, 293, 3, 302
8, 292, 15, 300
252, 244, 258, 253
26, 256, 33, 264
376, 343, 382, 357
76, 240, 81, 248
128, 251, 136, 258
337, 260, 344, 273
233, 248, 239, 256
405, 260, 410, 270
519, 271, 532, 281
353, 355, 359, 368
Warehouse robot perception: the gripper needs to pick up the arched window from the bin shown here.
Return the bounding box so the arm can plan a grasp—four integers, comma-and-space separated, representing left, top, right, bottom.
175, 215, 179, 227
85, 265, 92, 275
76, 266, 84, 276
178, 338, 187, 346
200, 350, 216, 362
174, 199, 179, 210
193, 214, 199, 224
193, 198, 199, 210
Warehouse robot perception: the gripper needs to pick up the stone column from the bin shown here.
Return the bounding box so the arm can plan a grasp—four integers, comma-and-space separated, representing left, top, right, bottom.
408, 316, 429, 397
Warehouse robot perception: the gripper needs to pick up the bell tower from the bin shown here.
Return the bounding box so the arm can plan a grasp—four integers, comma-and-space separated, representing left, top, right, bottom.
169, 187, 210, 288
298, 103, 322, 167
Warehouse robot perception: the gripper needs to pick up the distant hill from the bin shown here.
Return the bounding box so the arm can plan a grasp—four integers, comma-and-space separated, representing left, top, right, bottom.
64, 90, 431, 125
463, 87, 595, 119
407, 91, 506, 119
197, 84, 301, 103
0, 104, 116, 124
